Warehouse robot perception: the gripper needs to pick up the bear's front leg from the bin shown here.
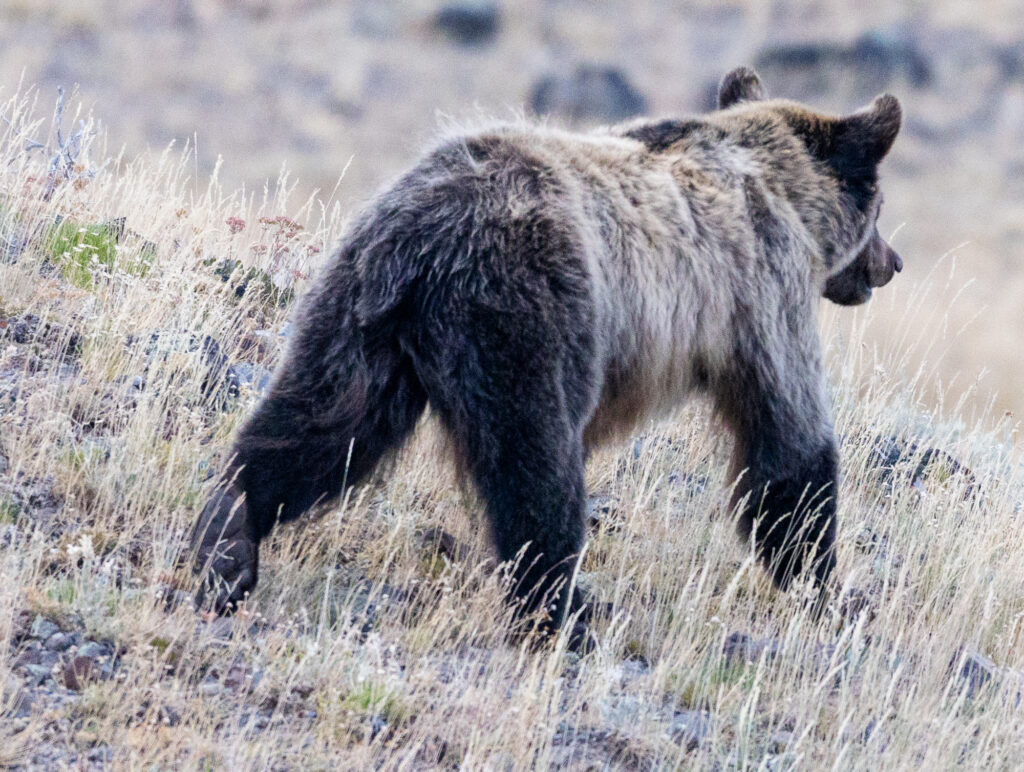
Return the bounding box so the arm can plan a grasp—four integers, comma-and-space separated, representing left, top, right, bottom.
715, 306, 839, 600
733, 440, 838, 594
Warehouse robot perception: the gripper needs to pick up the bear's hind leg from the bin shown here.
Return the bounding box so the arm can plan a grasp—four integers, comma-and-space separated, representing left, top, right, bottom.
472, 423, 588, 635
418, 318, 593, 638
192, 328, 427, 613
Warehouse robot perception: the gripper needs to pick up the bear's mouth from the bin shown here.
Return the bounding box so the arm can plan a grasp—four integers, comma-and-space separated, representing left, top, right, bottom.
823, 269, 873, 306
823, 232, 902, 306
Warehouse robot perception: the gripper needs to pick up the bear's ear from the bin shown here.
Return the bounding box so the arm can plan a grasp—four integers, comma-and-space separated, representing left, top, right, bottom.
832, 94, 902, 177
717, 66, 766, 109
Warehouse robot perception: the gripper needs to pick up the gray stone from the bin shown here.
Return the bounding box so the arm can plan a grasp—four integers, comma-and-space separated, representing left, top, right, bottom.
4, 675, 35, 718
157, 703, 182, 726
530, 65, 647, 124
160, 588, 194, 611
30, 615, 60, 640
0, 229, 29, 264
0, 524, 21, 548
205, 617, 234, 640
671, 710, 712, 751
225, 362, 273, 400
770, 730, 795, 752
129, 330, 228, 401
12, 641, 42, 668
87, 744, 114, 763
24, 663, 53, 685
434, 2, 501, 46
956, 647, 996, 698
77, 641, 111, 660
753, 25, 931, 107
2, 313, 39, 344
199, 678, 223, 697
585, 495, 617, 526
44, 632, 74, 652
722, 631, 782, 664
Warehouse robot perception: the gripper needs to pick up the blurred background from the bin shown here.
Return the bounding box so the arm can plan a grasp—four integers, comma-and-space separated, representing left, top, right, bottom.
1, 0, 1021, 425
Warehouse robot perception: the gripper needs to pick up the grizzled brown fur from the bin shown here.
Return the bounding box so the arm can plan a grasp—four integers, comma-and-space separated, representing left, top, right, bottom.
192, 67, 903, 637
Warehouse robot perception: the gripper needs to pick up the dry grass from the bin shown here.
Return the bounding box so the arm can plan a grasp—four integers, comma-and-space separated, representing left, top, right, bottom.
1, 85, 1023, 770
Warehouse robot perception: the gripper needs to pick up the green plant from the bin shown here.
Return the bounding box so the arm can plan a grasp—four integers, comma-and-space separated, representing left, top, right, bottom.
45, 217, 153, 287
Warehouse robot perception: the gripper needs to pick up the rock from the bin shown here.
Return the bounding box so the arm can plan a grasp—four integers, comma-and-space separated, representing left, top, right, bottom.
585, 495, 618, 527
840, 719, 886, 750
129, 330, 228, 397
133, 0, 195, 29
954, 647, 996, 698
616, 658, 650, 683
1, 313, 40, 344
530, 65, 648, 124
151, 331, 224, 370
30, 615, 61, 641
77, 640, 112, 660
159, 587, 194, 612
11, 609, 32, 640
770, 730, 795, 752
3, 675, 36, 718
839, 587, 874, 622
199, 678, 223, 697
722, 631, 782, 664
223, 664, 251, 690
0, 314, 81, 356
224, 362, 273, 400
667, 470, 708, 494
101, 217, 127, 243
0, 523, 20, 548
209, 258, 295, 308
12, 641, 42, 669
434, 2, 501, 46
0, 226, 29, 264
0, 477, 62, 533
205, 617, 235, 640
44, 632, 74, 652
24, 663, 53, 686
866, 435, 979, 499
419, 526, 470, 564
87, 744, 114, 763
670, 710, 712, 751
754, 25, 931, 107
157, 703, 182, 726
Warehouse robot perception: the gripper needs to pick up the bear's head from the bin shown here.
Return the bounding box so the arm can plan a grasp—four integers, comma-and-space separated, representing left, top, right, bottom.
717, 66, 903, 305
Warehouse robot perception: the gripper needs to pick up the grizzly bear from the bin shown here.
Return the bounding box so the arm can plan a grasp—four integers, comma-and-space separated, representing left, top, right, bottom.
191, 67, 903, 639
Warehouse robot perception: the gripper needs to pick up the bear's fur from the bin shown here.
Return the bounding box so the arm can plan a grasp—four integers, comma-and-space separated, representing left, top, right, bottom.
191, 67, 903, 636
